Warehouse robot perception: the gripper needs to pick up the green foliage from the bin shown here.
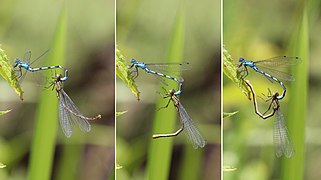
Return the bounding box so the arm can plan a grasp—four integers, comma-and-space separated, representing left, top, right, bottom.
0, 110, 11, 116
0, 163, 6, 168
223, 111, 238, 119
0, 47, 23, 100
223, 166, 237, 172
116, 111, 127, 117
223, 47, 250, 98
116, 48, 140, 100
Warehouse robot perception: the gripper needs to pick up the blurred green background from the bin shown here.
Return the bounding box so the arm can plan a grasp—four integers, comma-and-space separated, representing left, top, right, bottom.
116, 0, 220, 179
0, 0, 114, 179
223, 0, 317, 179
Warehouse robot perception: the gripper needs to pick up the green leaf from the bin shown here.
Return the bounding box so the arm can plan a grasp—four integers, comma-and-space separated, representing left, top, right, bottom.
0, 110, 11, 116
223, 47, 250, 99
223, 111, 238, 118
223, 166, 237, 172
116, 111, 127, 117
0, 163, 6, 168
0, 47, 24, 100
116, 164, 123, 170
281, 3, 308, 180
116, 48, 140, 100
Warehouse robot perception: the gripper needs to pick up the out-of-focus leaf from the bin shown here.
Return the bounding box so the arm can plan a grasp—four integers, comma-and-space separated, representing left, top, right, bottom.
0, 163, 6, 168
116, 111, 127, 117
0, 110, 11, 116
116, 164, 123, 170
223, 166, 237, 172
223, 111, 238, 118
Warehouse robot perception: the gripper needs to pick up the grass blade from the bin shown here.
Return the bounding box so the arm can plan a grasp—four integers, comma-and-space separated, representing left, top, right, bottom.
281, 3, 308, 180
146, 5, 185, 180
27, 7, 67, 180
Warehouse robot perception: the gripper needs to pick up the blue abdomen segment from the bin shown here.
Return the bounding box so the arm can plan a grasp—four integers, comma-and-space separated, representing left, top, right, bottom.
14, 58, 69, 82
239, 57, 296, 100
130, 59, 184, 95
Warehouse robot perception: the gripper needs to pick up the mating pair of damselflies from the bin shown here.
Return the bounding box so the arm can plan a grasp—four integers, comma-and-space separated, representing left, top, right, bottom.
238, 55, 301, 100
245, 80, 295, 158
238, 56, 299, 157
129, 59, 206, 149
14, 50, 101, 137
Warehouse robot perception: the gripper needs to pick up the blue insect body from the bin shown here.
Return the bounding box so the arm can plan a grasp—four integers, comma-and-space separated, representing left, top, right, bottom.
130, 59, 185, 96
239, 56, 300, 100
14, 50, 68, 82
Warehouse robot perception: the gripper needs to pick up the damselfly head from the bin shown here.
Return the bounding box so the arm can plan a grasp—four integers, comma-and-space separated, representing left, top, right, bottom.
13, 58, 20, 67
239, 57, 245, 62
130, 59, 137, 63
273, 92, 279, 98
55, 73, 63, 81
168, 89, 175, 95
14, 58, 20, 63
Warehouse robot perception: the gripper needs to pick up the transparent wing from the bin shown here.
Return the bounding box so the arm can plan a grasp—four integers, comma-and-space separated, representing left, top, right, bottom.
23, 51, 32, 64
254, 64, 295, 81
273, 109, 295, 158
177, 102, 206, 149
59, 89, 91, 134
18, 71, 28, 85
146, 62, 190, 78
59, 91, 73, 137
30, 49, 50, 65
147, 62, 191, 71
254, 56, 301, 67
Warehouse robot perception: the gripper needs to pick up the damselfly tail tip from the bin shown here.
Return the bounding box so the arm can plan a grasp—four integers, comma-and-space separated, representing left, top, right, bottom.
152, 134, 159, 139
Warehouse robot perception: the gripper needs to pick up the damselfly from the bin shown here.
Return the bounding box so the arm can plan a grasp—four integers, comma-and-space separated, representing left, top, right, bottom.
129, 59, 189, 96
245, 80, 295, 158
153, 89, 206, 149
238, 56, 300, 100
14, 50, 68, 83
244, 80, 278, 119
49, 74, 101, 137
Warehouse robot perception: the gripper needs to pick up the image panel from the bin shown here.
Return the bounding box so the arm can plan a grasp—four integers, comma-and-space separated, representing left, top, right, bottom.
223, 0, 310, 179
116, 0, 221, 179
0, 0, 115, 179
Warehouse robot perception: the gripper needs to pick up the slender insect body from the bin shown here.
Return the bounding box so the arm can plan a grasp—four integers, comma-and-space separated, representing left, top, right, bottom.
14, 51, 69, 83
130, 59, 185, 95
16, 61, 69, 81
153, 89, 206, 149
239, 56, 299, 100
251, 65, 287, 100
52, 74, 101, 138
